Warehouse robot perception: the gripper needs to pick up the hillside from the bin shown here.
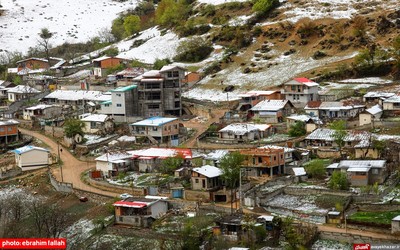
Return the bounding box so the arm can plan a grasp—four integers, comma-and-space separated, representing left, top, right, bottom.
1, 0, 399, 102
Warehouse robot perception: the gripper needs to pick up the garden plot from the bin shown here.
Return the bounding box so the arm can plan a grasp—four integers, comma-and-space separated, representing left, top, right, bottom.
107, 172, 175, 188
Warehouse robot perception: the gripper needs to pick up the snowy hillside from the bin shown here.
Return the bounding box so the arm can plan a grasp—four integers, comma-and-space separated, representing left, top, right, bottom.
0, 0, 137, 54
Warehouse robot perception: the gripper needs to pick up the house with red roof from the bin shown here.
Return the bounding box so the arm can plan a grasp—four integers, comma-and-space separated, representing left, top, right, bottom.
281, 78, 319, 105
113, 197, 168, 227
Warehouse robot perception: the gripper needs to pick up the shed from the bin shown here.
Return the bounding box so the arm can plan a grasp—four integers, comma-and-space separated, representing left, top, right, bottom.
13, 145, 50, 171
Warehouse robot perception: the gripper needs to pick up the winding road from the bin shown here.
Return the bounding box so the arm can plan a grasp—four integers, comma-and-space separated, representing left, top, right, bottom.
19, 128, 119, 197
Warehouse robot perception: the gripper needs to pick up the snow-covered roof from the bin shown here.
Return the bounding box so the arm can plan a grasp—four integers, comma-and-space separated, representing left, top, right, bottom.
238, 90, 277, 97
292, 167, 306, 176
258, 145, 296, 153
13, 145, 49, 154
92, 56, 111, 62
258, 215, 274, 222
44, 90, 111, 102
95, 152, 132, 163
116, 67, 145, 77
393, 215, 400, 221
0, 120, 19, 126
16, 57, 48, 64
365, 105, 382, 115
159, 65, 186, 72
81, 114, 109, 122
25, 104, 55, 111
204, 150, 229, 161
7, 85, 40, 94
286, 78, 319, 87
338, 160, 386, 169
117, 135, 136, 142
363, 92, 395, 99
219, 123, 271, 135
142, 70, 161, 78
192, 165, 222, 178
347, 167, 370, 172
383, 95, 400, 103
131, 117, 177, 127
305, 102, 365, 111
251, 100, 290, 111
305, 128, 370, 142
326, 163, 339, 169
128, 148, 192, 159
286, 114, 322, 124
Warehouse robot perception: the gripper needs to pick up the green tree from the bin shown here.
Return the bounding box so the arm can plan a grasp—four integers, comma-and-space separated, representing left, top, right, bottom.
288, 121, 306, 137
160, 153, 184, 175
155, 0, 190, 27
123, 15, 141, 37
281, 217, 305, 250
328, 171, 349, 190
174, 37, 213, 62
111, 17, 125, 41
153, 58, 171, 70
102, 47, 119, 57
329, 120, 347, 159
64, 119, 85, 138
220, 152, 245, 213
38, 28, 53, 66
252, 0, 279, 14
304, 159, 326, 179
392, 36, 400, 78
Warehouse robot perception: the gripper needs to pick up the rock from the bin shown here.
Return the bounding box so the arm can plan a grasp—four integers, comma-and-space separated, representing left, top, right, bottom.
288, 40, 296, 46
312, 51, 327, 59
376, 16, 394, 34
283, 49, 296, 56
243, 67, 251, 74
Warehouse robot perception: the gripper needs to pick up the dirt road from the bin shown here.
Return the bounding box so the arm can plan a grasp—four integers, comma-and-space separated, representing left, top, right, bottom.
19, 128, 119, 197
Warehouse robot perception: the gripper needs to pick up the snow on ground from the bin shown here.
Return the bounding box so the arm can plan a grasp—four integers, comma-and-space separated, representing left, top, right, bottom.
183, 52, 357, 102
266, 194, 328, 215
61, 218, 96, 249
264, 0, 399, 25
62, 70, 91, 80
380, 187, 400, 204
311, 239, 352, 250
339, 77, 394, 85
196, 0, 248, 5
0, 0, 137, 55
321, 82, 376, 90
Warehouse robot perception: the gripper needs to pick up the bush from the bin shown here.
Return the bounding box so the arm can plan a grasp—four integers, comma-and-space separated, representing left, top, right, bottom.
328, 171, 349, 190
155, 0, 191, 27
174, 37, 213, 62
102, 47, 119, 57
288, 121, 306, 137
123, 15, 141, 37
252, 0, 279, 15
153, 58, 171, 70
304, 159, 327, 179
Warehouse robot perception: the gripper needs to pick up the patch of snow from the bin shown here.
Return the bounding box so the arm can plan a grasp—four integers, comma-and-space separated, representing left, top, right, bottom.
312, 239, 352, 250
0, 0, 136, 56
61, 218, 95, 249
197, 0, 248, 5
266, 194, 328, 215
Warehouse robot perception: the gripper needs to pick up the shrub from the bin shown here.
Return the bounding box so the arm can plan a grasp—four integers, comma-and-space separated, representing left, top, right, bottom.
153, 58, 171, 70
328, 171, 349, 190
288, 121, 306, 137
102, 47, 119, 57
352, 15, 367, 38
304, 159, 327, 179
252, 0, 279, 15
155, 0, 190, 27
123, 15, 141, 37
111, 17, 125, 41
297, 18, 317, 38
174, 37, 213, 62
200, 4, 215, 17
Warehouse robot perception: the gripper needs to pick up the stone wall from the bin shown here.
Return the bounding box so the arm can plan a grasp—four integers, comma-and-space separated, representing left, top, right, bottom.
283, 187, 352, 197
44, 125, 64, 138
319, 231, 400, 244
48, 171, 73, 193
184, 190, 211, 202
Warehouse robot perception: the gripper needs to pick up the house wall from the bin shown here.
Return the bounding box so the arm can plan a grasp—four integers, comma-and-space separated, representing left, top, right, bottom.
150, 201, 168, 218
305, 108, 319, 117
100, 103, 113, 115
192, 175, 208, 190
306, 123, 317, 133
16, 150, 49, 170
96, 161, 110, 177
383, 102, 400, 110
100, 58, 123, 69
93, 67, 103, 77
349, 173, 369, 186
8, 93, 16, 102
359, 113, 372, 126
253, 112, 280, 123
220, 132, 255, 141
112, 92, 127, 116
0, 125, 18, 137
133, 120, 179, 139
18, 59, 49, 71
82, 121, 101, 134
370, 168, 387, 184
138, 159, 157, 173
23, 106, 63, 120
354, 148, 379, 159
115, 215, 144, 227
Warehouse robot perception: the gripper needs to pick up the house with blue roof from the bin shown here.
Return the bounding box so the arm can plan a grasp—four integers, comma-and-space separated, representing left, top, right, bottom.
130, 116, 180, 146
13, 145, 51, 171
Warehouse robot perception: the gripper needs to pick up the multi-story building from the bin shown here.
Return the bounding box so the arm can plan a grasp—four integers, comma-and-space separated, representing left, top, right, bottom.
240, 147, 285, 177
133, 65, 185, 117
281, 78, 319, 105
0, 120, 20, 144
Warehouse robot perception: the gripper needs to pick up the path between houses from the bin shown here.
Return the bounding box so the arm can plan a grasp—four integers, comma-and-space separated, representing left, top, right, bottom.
19, 128, 119, 198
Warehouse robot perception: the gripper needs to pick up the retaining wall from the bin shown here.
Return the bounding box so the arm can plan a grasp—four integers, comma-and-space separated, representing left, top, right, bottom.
48, 171, 73, 193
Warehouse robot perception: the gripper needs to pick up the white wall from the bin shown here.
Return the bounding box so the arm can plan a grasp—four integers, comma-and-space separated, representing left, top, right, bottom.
96, 161, 110, 177
16, 150, 49, 171
112, 92, 126, 116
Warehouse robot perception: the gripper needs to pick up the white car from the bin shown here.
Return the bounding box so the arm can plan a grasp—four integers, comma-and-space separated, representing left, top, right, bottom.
120, 193, 133, 200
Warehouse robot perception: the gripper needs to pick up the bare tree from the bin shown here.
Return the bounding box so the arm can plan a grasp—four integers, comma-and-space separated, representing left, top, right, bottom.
38, 28, 54, 67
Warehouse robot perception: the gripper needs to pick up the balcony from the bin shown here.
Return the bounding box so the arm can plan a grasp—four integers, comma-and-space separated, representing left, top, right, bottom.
281, 88, 313, 94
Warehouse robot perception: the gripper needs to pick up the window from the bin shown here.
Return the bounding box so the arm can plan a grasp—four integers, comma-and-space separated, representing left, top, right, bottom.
372, 169, 379, 175
195, 179, 199, 183
90, 122, 97, 129
274, 156, 276, 161
8, 127, 12, 132
152, 127, 158, 131
173, 71, 179, 77
116, 104, 122, 107
175, 101, 180, 108
135, 218, 139, 223
116, 94, 121, 97
258, 157, 262, 163
291, 85, 296, 91
148, 104, 159, 109
0, 128, 4, 132
174, 124, 178, 129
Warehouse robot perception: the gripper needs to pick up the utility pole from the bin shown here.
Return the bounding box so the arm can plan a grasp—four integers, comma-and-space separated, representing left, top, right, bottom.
239, 168, 242, 213
58, 140, 64, 182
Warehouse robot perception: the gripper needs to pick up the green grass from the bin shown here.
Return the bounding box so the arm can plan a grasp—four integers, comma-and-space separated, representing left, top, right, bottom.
349, 210, 400, 225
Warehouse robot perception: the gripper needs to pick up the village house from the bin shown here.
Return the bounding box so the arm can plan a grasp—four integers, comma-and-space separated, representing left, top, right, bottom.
305, 128, 370, 148
7, 85, 40, 102
237, 90, 282, 111
182, 71, 201, 88
130, 116, 180, 146
95, 152, 132, 178
133, 65, 186, 117
13, 145, 51, 171
363, 92, 395, 103
218, 123, 273, 143
16, 57, 50, 71
191, 165, 223, 191
23, 104, 63, 121
258, 145, 299, 168
215, 214, 260, 241
115, 67, 145, 85
304, 101, 365, 120
359, 104, 383, 126
80, 113, 114, 134
0, 119, 19, 144
286, 114, 322, 133
113, 197, 168, 227
240, 147, 285, 177
128, 147, 192, 173
100, 85, 138, 123
92, 56, 128, 78
43, 90, 111, 109
281, 78, 319, 106
382, 95, 400, 113
250, 99, 295, 123
191, 149, 229, 167
328, 160, 388, 186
